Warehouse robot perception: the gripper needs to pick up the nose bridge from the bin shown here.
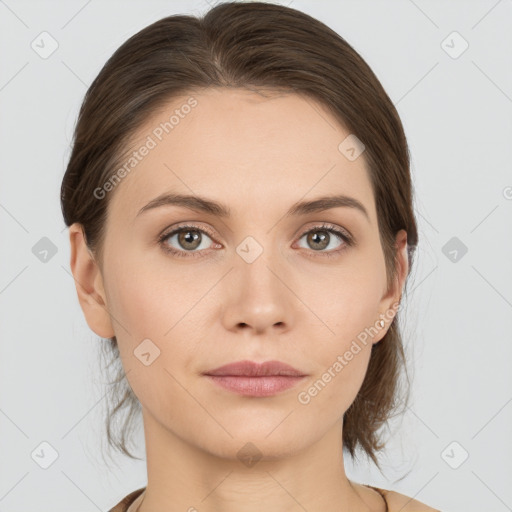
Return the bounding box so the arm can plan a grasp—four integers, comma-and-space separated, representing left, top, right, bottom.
237, 232, 284, 296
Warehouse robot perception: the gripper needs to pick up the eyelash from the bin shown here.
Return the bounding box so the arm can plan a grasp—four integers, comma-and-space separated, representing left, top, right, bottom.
157, 222, 354, 260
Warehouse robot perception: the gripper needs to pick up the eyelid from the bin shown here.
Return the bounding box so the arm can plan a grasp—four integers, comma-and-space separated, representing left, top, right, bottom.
294, 221, 353, 243
159, 222, 218, 241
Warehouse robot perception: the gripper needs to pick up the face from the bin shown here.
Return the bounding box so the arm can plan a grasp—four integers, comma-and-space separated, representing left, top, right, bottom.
71, 87, 407, 461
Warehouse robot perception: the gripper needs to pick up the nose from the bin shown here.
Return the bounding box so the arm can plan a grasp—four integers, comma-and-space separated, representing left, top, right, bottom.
220, 250, 294, 336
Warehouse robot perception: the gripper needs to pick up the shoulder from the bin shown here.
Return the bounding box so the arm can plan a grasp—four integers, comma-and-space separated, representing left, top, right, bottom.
380, 488, 441, 512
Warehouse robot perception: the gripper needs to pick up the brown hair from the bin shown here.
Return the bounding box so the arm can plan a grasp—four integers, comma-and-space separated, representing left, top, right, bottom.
61, 0, 418, 469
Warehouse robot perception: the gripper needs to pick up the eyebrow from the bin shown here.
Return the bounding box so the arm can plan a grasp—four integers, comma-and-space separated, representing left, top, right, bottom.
136, 193, 370, 222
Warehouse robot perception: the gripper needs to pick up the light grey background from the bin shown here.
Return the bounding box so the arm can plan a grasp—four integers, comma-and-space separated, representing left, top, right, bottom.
1, 0, 511, 511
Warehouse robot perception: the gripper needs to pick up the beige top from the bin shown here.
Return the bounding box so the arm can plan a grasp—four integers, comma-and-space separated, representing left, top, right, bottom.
109, 487, 145, 512
126, 489, 145, 512
109, 485, 392, 512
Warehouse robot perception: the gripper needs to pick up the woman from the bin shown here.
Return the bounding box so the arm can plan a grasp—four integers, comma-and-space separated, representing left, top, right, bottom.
61, 1, 440, 510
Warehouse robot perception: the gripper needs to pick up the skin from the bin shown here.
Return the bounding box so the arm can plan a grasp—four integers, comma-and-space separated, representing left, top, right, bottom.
68, 88, 437, 512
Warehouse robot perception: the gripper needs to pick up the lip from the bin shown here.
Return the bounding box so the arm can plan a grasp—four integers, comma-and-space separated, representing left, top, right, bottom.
203, 360, 306, 377
203, 360, 307, 397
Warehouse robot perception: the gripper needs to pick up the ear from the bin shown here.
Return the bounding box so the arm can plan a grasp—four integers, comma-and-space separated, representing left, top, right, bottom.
373, 229, 409, 344
68, 223, 115, 338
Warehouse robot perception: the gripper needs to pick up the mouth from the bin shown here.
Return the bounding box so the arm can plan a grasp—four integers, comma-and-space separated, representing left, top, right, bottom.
203, 360, 308, 397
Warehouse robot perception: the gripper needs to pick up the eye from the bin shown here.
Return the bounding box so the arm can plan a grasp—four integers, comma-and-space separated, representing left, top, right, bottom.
158, 224, 219, 258
295, 223, 353, 258
158, 222, 354, 259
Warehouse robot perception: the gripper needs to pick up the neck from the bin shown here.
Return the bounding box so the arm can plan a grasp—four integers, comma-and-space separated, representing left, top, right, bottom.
137, 407, 375, 512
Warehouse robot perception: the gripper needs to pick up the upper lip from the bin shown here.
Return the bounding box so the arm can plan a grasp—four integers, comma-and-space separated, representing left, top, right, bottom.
203, 360, 307, 377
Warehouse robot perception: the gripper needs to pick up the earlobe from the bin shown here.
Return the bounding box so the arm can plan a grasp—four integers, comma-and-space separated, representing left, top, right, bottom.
68, 223, 115, 338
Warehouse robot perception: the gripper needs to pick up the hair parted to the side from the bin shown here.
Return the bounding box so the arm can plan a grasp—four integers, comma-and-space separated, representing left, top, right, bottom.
61, 1, 418, 469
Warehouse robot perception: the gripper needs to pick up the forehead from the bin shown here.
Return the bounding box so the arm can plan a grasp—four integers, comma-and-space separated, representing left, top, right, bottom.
107, 87, 375, 223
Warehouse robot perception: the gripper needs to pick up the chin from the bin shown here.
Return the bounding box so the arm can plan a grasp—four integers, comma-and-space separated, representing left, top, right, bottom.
193, 426, 312, 464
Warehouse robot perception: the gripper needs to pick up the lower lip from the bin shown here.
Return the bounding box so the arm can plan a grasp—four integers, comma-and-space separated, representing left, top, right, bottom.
205, 375, 306, 397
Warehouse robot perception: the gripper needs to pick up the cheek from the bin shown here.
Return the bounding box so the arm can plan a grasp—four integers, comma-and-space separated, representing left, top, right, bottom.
102, 257, 204, 380
104, 255, 199, 342
103, 266, 195, 422
306, 261, 386, 342
296, 309, 375, 423
297, 263, 385, 410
